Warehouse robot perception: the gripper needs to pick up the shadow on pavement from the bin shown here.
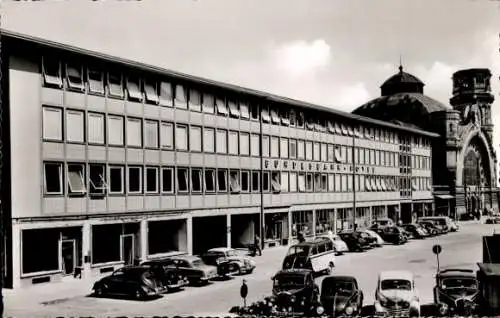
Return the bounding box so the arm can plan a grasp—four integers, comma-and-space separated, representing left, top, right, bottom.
86, 293, 163, 302
360, 303, 437, 317
211, 275, 235, 282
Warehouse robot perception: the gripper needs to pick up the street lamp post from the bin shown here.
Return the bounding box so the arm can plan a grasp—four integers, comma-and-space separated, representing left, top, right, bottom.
352, 127, 357, 229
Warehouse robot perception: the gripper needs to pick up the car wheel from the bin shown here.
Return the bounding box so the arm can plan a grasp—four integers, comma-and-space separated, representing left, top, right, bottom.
247, 268, 254, 274
94, 284, 106, 297
135, 288, 145, 300
409, 308, 420, 318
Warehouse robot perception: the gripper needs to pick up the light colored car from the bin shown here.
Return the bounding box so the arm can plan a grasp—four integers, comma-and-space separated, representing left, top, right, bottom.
371, 218, 395, 228
201, 247, 256, 275
316, 233, 349, 255
363, 229, 385, 246
374, 270, 420, 317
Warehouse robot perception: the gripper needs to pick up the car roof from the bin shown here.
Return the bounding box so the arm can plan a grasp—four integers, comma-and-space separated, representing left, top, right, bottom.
379, 270, 414, 280
322, 275, 357, 282
207, 247, 234, 252
275, 269, 312, 276
437, 268, 476, 278
170, 255, 201, 261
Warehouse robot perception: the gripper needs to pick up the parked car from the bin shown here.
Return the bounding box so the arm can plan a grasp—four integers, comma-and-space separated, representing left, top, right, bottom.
433, 268, 480, 316
140, 260, 189, 291
374, 270, 420, 317
282, 238, 336, 275
271, 269, 324, 316
200, 247, 256, 276
147, 255, 218, 285
485, 216, 500, 224
320, 275, 364, 316
449, 221, 459, 232
362, 229, 385, 247
401, 224, 428, 239
92, 266, 164, 299
418, 221, 443, 235
316, 233, 349, 255
357, 231, 378, 248
370, 218, 395, 229
338, 231, 370, 252
419, 216, 453, 232
373, 226, 407, 245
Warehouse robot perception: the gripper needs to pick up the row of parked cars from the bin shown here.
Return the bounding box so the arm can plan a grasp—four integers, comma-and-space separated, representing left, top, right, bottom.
92, 247, 256, 299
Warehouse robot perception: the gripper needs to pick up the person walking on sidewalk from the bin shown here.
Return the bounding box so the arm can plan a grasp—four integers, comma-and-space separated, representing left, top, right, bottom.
254, 235, 262, 256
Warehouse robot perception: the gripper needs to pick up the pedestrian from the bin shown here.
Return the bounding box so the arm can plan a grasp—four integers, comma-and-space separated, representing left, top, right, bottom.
254, 234, 262, 256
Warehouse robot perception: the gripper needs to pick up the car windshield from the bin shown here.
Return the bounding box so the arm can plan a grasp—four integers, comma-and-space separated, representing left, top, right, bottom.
191, 259, 203, 267
441, 278, 477, 290
226, 250, 238, 257
323, 280, 355, 295
377, 220, 389, 226
274, 275, 305, 289
381, 279, 412, 291
287, 246, 310, 256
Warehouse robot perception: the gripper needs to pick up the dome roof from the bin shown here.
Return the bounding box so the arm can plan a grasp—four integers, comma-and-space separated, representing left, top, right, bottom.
380, 66, 425, 96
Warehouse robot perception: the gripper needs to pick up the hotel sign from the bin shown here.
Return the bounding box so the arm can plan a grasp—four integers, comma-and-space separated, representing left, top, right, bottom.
264, 159, 375, 174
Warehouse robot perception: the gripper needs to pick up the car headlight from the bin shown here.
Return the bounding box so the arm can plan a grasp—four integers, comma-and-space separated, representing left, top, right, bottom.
378, 295, 388, 306
316, 306, 325, 315
345, 306, 354, 315
290, 295, 296, 303
438, 303, 448, 315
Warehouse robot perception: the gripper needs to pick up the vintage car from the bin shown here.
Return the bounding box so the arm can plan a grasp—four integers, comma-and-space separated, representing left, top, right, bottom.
362, 229, 385, 247
140, 260, 189, 291
92, 266, 165, 299
145, 255, 218, 285
418, 221, 440, 236
370, 218, 395, 229
433, 268, 480, 316
271, 269, 324, 316
320, 275, 364, 316
338, 231, 370, 252
374, 270, 420, 317
357, 231, 378, 248
373, 226, 407, 245
401, 224, 428, 239
316, 233, 349, 255
282, 238, 336, 275
200, 247, 256, 276
419, 216, 453, 233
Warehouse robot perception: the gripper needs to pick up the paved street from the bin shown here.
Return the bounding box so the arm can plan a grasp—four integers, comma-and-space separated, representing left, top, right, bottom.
5, 222, 497, 317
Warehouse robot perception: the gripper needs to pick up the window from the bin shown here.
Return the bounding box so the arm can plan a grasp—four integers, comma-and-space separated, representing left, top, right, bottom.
306, 173, 313, 191
65, 110, 84, 143
109, 166, 124, 194
280, 138, 289, 158
230, 170, 241, 193
66, 63, 84, 91
126, 118, 142, 147
217, 169, 228, 192
87, 112, 105, 144
270, 137, 279, 158
240, 102, 250, 119
189, 89, 202, 112
67, 163, 86, 195
289, 172, 297, 192
216, 97, 228, 115
44, 162, 63, 195
175, 124, 188, 151
239, 132, 250, 156
160, 122, 174, 149
107, 72, 124, 98
262, 135, 270, 157
42, 58, 62, 87
250, 104, 260, 120
42, 107, 63, 141
289, 139, 297, 159
250, 134, 260, 156
203, 128, 215, 153
159, 81, 173, 106
335, 174, 340, 192
204, 169, 216, 192
298, 173, 306, 192
161, 167, 174, 193
305, 142, 313, 160
228, 100, 240, 118
289, 109, 296, 126
108, 115, 124, 146
321, 174, 328, 191
262, 172, 270, 192
281, 110, 290, 126
327, 144, 334, 162
174, 84, 188, 108
216, 129, 227, 154
191, 169, 203, 193
144, 120, 159, 148
297, 140, 305, 159
271, 171, 281, 193
190, 126, 202, 152
270, 108, 280, 124
127, 166, 142, 194
202, 93, 215, 113
144, 80, 159, 104
261, 106, 271, 122
314, 173, 321, 192
341, 175, 348, 192
297, 112, 305, 128
126, 76, 143, 101
241, 171, 250, 192
281, 172, 289, 192
313, 143, 320, 161
321, 143, 327, 162
251, 171, 260, 192
328, 174, 334, 191
89, 164, 107, 195
228, 131, 239, 155
177, 168, 189, 193
145, 167, 159, 193
87, 67, 104, 94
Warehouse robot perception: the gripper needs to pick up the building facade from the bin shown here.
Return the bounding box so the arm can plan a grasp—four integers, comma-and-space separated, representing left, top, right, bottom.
353, 66, 499, 219
0, 31, 436, 289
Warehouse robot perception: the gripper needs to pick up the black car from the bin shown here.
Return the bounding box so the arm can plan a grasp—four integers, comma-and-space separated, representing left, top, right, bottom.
418, 221, 440, 236
271, 269, 324, 316
373, 226, 407, 245
357, 231, 377, 248
92, 266, 164, 299
141, 259, 189, 291
401, 224, 428, 239
433, 268, 480, 316
320, 275, 364, 316
338, 232, 369, 252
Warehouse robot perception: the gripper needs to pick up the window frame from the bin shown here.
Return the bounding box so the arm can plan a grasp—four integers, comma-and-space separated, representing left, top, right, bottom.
240, 170, 250, 193
160, 122, 174, 150
159, 81, 174, 106
126, 76, 143, 102
89, 164, 108, 196
204, 169, 216, 193
65, 63, 84, 91
126, 117, 143, 148
174, 84, 188, 109
203, 127, 215, 153
87, 112, 105, 145
107, 71, 124, 99
161, 167, 174, 194
42, 57, 63, 88
216, 97, 229, 116
65, 109, 85, 144
144, 80, 160, 105
107, 114, 125, 146
108, 165, 125, 195
262, 171, 270, 193
43, 162, 64, 195
127, 166, 143, 194
217, 169, 228, 192
216, 129, 228, 154
202, 92, 215, 114
240, 101, 250, 119
229, 170, 241, 193
144, 119, 159, 149
176, 167, 190, 194
175, 124, 189, 151
42, 106, 63, 142
87, 67, 105, 95
67, 163, 87, 196
228, 99, 240, 118
145, 166, 159, 194
189, 88, 202, 112
251, 171, 260, 192
239, 132, 250, 156
228, 131, 239, 155
189, 125, 203, 153
191, 168, 203, 193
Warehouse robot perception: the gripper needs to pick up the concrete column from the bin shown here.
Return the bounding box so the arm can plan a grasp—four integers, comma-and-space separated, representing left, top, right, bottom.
226, 214, 232, 248
288, 209, 293, 245
139, 220, 148, 262
312, 209, 316, 236
81, 222, 91, 278
186, 216, 193, 255
333, 208, 337, 234
11, 224, 21, 288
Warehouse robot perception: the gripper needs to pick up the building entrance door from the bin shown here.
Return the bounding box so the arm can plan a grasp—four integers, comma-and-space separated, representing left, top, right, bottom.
120, 234, 135, 265
61, 239, 76, 275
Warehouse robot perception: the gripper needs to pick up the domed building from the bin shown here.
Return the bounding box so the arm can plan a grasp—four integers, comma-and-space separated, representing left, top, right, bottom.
353, 66, 498, 220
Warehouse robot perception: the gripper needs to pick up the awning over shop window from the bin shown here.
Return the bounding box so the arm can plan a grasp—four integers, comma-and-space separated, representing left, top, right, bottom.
435, 194, 454, 200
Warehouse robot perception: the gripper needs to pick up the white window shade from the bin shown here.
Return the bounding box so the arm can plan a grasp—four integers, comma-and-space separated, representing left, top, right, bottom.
271, 173, 281, 193
228, 131, 238, 155
87, 68, 105, 94
42, 107, 63, 141
160, 122, 174, 149
66, 110, 84, 143
250, 134, 260, 156
239, 133, 250, 156
328, 175, 334, 191
280, 138, 288, 158
365, 177, 372, 191
174, 84, 187, 108
42, 58, 62, 87
87, 112, 105, 144
228, 100, 239, 118
126, 118, 142, 147
66, 64, 84, 91
190, 126, 202, 152
334, 123, 342, 134
159, 82, 173, 106
290, 173, 298, 192
230, 171, 240, 193
270, 109, 280, 124
327, 121, 335, 133
261, 108, 271, 122
298, 174, 306, 192
240, 102, 250, 119
144, 81, 159, 104
189, 89, 201, 112
281, 172, 289, 192
175, 125, 188, 151
127, 77, 143, 101
381, 179, 387, 191
202, 93, 215, 113
203, 128, 215, 152
281, 112, 290, 125
144, 120, 159, 148
347, 125, 354, 136
216, 130, 227, 153
216, 97, 228, 115
107, 72, 124, 98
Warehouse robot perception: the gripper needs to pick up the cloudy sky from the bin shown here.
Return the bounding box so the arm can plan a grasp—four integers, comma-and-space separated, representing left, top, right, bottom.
3, 0, 500, 146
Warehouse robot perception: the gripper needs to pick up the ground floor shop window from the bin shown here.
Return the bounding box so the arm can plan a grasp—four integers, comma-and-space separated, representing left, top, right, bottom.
148, 219, 186, 254
316, 209, 335, 234
22, 228, 60, 274
292, 210, 313, 237
336, 208, 353, 231
355, 207, 370, 229
264, 213, 287, 241
373, 206, 388, 220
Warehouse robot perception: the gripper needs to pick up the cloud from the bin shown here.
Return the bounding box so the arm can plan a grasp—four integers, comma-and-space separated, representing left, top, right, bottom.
333, 82, 372, 109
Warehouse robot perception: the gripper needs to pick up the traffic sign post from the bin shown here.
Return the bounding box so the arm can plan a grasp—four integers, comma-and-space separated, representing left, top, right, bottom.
432, 244, 442, 272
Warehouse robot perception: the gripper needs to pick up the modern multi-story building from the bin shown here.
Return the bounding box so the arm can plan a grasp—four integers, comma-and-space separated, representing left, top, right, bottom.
0, 30, 436, 289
